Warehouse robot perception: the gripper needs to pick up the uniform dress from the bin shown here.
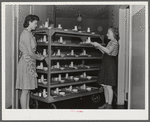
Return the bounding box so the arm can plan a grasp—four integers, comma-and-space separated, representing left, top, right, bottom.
16, 29, 38, 90
98, 40, 119, 86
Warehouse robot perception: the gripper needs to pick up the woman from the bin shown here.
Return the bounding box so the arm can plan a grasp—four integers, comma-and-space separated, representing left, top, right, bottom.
91, 26, 119, 109
16, 15, 47, 109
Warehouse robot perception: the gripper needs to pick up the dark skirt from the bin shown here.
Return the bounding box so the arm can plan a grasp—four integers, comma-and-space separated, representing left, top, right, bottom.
97, 54, 117, 86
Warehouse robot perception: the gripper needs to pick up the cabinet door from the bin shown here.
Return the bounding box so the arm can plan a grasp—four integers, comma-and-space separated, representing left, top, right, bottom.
129, 5, 145, 109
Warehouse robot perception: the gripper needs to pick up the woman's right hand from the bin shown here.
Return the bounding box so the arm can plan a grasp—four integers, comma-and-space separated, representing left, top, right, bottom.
45, 57, 49, 65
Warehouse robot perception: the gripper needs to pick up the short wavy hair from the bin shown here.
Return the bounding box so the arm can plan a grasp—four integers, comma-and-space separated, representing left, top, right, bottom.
23, 14, 39, 28
109, 26, 120, 41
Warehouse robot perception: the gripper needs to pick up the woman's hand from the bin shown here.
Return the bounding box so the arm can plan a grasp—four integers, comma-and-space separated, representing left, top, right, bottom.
40, 55, 45, 60
91, 42, 100, 48
45, 57, 49, 65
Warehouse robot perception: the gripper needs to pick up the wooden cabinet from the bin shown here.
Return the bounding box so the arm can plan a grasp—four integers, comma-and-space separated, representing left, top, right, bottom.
31, 27, 104, 107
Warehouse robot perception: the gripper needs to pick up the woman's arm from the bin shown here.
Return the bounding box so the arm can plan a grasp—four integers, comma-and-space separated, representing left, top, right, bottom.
91, 42, 115, 55
23, 32, 45, 61
95, 46, 104, 54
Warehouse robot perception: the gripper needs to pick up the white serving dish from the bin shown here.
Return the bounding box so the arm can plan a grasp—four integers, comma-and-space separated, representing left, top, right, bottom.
87, 76, 92, 80
59, 92, 65, 96
86, 87, 92, 91
74, 77, 79, 81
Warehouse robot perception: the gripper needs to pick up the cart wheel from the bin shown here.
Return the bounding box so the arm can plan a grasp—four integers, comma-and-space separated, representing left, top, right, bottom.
30, 98, 38, 109
91, 94, 101, 103
48, 103, 57, 109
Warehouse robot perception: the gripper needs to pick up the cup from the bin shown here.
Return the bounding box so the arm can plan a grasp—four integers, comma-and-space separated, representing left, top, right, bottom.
74, 26, 77, 30
71, 50, 74, 55
70, 76, 73, 79
83, 84, 86, 89
43, 35, 47, 42
86, 37, 91, 43
70, 61, 74, 67
38, 79, 41, 83
54, 77, 58, 81
57, 49, 60, 56
58, 24, 62, 29
83, 72, 86, 77
58, 74, 61, 81
60, 37, 63, 43
39, 92, 42, 97
65, 73, 69, 78
41, 75, 44, 82
45, 22, 48, 28
83, 49, 86, 55
69, 86, 72, 90
40, 62, 43, 69
56, 62, 60, 68
56, 88, 59, 94
43, 49, 47, 56
87, 27, 90, 32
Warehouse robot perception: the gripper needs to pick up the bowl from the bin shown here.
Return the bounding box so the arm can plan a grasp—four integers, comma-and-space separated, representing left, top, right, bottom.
43, 67, 48, 71
42, 81, 47, 85
86, 87, 92, 91
74, 77, 79, 81
59, 92, 65, 96
72, 89, 78, 93
87, 76, 92, 80
60, 67, 65, 70
59, 80, 65, 83
70, 76, 74, 79
38, 79, 42, 83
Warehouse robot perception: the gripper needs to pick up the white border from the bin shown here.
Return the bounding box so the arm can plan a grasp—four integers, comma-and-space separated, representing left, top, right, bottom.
2, 1, 149, 120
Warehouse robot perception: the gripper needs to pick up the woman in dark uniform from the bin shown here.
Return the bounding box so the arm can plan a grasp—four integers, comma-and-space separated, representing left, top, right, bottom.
91, 26, 119, 109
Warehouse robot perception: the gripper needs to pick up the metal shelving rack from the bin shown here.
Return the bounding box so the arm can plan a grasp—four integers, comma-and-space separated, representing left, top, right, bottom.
30, 27, 104, 107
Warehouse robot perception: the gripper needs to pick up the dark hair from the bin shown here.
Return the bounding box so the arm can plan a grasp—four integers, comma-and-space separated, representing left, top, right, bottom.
109, 26, 120, 41
23, 14, 39, 28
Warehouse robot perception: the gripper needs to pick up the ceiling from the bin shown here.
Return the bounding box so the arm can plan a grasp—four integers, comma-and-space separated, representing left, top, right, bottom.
55, 5, 109, 19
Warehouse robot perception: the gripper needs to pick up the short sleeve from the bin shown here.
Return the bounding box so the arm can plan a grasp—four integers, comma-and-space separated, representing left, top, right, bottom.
112, 40, 118, 47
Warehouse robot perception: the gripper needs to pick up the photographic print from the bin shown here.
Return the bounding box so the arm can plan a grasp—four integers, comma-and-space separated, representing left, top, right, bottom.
2, 1, 149, 120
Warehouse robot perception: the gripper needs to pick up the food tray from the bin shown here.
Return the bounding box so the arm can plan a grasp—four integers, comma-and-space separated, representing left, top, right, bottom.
51, 91, 72, 97
51, 81, 60, 85
51, 68, 60, 71
78, 54, 91, 57
62, 78, 75, 82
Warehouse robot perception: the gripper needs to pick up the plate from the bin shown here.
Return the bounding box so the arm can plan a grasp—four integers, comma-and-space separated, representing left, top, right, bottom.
64, 29, 68, 31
